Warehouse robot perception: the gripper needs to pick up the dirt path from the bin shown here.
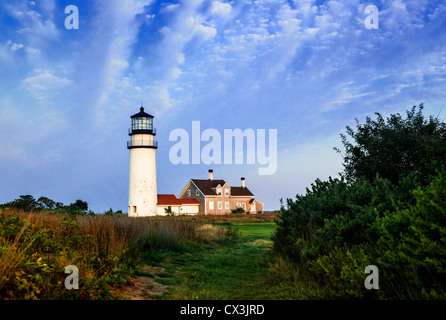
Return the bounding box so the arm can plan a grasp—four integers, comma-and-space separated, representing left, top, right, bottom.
111, 265, 168, 300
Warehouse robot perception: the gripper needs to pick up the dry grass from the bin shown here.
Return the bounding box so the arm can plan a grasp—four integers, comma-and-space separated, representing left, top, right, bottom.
0, 216, 36, 290
0, 209, 236, 299
151, 212, 278, 223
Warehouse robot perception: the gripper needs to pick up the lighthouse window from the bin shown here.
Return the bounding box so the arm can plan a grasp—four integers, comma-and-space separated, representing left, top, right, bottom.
132, 117, 153, 131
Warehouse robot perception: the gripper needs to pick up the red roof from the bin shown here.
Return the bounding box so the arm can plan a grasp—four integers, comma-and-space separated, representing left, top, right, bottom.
157, 194, 199, 206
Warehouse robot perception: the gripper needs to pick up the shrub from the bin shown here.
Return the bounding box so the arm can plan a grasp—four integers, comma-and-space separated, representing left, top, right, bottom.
307, 244, 376, 299
371, 169, 446, 299
272, 105, 446, 299
231, 207, 245, 214
336, 104, 446, 185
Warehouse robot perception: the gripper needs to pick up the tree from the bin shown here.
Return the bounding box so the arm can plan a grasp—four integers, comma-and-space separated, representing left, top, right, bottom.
11, 195, 38, 211
164, 206, 174, 216
66, 199, 89, 215
336, 104, 446, 185
37, 196, 56, 210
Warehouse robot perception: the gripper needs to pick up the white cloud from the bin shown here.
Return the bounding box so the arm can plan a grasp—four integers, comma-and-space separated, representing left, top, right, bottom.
193, 24, 217, 42
210, 1, 233, 20
10, 42, 24, 51
7, 1, 59, 40
25, 47, 40, 56
131, 0, 226, 113
162, 3, 180, 13
22, 70, 71, 99
76, 0, 154, 123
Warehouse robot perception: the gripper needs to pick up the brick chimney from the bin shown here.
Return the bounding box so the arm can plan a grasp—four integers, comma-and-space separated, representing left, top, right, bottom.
241, 177, 245, 188
209, 169, 214, 180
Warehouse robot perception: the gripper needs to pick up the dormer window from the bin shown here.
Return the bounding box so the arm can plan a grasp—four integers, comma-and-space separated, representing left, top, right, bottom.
217, 188, 222, 196
196, 189, 199, 196
225, 189, 229, 197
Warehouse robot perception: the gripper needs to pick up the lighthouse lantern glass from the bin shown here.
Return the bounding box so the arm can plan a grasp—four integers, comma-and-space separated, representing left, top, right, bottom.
132, 117, 153, 131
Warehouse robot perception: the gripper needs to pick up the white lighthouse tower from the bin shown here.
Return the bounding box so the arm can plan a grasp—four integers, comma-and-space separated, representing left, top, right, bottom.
127, 106, 158, 217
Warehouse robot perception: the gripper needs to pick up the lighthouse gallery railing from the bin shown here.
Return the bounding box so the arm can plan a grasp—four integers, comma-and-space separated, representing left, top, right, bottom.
127, 140, 158, 148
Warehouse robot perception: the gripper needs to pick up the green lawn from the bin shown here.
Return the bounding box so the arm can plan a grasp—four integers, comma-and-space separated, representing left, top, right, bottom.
234, 222, 277, 235
148, 221, 305, 300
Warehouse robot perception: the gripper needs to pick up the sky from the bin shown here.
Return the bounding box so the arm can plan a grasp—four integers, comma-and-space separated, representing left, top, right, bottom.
0, 0, 445, 212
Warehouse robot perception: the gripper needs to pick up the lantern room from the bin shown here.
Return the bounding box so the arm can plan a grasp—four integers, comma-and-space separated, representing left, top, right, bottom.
129, 106, 156, 135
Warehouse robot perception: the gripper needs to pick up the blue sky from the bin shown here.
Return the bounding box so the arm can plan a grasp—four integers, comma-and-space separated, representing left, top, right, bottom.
0, 0, 445, 212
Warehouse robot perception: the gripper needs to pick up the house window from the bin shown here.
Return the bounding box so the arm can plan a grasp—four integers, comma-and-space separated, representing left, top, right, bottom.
132, 206, 137, 213
218, 201, 222, 209
225, 189, 229, 197
237, 202, 241, 208
209, 201, 214, 210
187, 190, 191, 196
217, 188, 222, 196
225, 201, 229, 210
196, 189, 200, 196
242, 203, 246, 210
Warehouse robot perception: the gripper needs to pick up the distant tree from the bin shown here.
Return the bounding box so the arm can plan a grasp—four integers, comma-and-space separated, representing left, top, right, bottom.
11, 195, 39, 211
336, 104, 446, 185
0, 195, 94, 216
66, 199, 89, 215
55, 202, 64, 209
37, 196, 56, 210
74, 200, 88, 211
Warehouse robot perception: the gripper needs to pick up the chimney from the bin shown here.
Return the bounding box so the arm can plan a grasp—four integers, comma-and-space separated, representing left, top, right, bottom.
241, 177, 245, 188
209, 169, 214, 180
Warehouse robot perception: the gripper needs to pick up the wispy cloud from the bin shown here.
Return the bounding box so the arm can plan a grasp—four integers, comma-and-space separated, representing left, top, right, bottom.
22, 70, 71, 100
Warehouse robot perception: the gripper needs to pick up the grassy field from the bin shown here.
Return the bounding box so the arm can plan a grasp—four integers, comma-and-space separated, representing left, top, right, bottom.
0, 211, 312, 300
0, 210, 237, 299
137, 220, 306, 300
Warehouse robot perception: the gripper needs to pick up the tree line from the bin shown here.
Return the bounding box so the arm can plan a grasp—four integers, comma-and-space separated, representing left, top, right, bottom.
0, 195, 123, 216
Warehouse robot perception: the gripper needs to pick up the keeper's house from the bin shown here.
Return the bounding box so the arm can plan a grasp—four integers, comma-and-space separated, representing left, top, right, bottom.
177, 169, 264, 215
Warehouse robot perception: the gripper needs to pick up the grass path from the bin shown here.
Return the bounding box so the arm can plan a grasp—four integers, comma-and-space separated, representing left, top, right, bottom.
148, 222, 304, 300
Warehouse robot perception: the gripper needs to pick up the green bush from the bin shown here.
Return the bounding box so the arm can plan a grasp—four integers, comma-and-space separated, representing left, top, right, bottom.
272, 105, 446, 299
371, 170, 446, 299
231, 207, 245, 214
337, 104, 446, 185
307, 244, 376, 299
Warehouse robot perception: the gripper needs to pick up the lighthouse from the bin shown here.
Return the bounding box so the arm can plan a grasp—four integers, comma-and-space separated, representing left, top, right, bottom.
127, 106, 158, 217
